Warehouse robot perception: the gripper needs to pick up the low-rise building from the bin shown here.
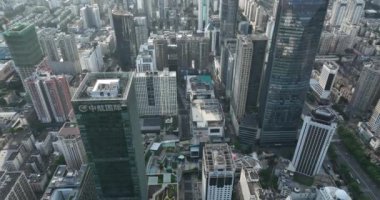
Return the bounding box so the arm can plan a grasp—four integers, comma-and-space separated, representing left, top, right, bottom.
190, 99, 224, 142
41, 165, 97, 200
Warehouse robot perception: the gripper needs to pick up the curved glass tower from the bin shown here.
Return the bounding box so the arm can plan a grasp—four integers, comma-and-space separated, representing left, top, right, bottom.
259, 0, 329, 145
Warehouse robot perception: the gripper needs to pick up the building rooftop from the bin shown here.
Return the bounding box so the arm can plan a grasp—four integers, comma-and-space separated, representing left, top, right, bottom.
203, 144, 234, 172
41, 165, 89, 200
191, 99, 224, 127
311, 107, 336, 125
186, 75, 213, 93
0, 171, 22, 200
323, 61, 339, 71
58, 123, 80, 139
135, 69, 176, 78
72, 72, 133, 101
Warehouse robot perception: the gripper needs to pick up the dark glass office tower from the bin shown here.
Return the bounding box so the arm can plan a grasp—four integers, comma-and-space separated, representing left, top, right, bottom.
259, 0, 329, 145
219, 0, 238, 47
72, 72, 147, 200
112, 10, 137, 71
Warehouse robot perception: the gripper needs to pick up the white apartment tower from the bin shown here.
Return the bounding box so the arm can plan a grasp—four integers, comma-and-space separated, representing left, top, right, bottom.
311, 62, 339, 100
202, 143, 235, 200
134, 69, 177, 116
231, 35, 254, 121
292, 107, 337, 177
80, 4, 101, 29
319, 62, 339, 97
368, 99, 380, 135
57, 123, 88, 170
330, 0, 348, 27
346, 0, 365, 25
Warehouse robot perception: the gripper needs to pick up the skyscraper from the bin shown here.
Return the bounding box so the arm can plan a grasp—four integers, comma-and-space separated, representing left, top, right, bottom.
57, 122, 88, 170
3, 24, 44, 81
350, 62, 380, 115
112, 10, 137, 71
38, 28, 60, 62
71, 72, 147, 199
219, 0, 238, 45
258, 0, 329, 145
80, 4, 102, 29
134, 16, 149, 51
292, 107, 337, 177
59, 33, 80, 62
134, 69, 177, 117
153, 37, 168, 71
330, 0, 348, 27
202, 143, 235, 200
231, 34, 267, 125
25, 59, 73, 123
198, 0, 210, 31
220, 39, 237, 98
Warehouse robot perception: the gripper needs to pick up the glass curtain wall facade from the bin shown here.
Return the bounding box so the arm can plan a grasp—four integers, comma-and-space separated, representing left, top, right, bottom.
72, 72, 147, 200
259, 0, 329, 145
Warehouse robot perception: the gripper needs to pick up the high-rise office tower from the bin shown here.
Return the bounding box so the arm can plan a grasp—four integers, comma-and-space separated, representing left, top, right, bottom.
80, 4, 102, 29
25, 59, 73, 123
3, 24, 44, 81
112, 10, 137, 71
330, 0, 348, 27
57, 122, 88, 170
258, 0, 329, 145
0, 171, 37, 200
346, 0, 365, 25
202, 143, 235, 200
231, 35, 267, 122
292, 107, 337, 177
219, 0, 238, 45
368, 99, 380, 135
153, 38, 168, 71
198, 0, 210, 31
311, 62, 339, 100
38, 28, 60, 62
220, 39, 237, 98
134, 69, 177, 116
72, 72, 147, 199
350, 62, 380, 115
134, 16, 149, 51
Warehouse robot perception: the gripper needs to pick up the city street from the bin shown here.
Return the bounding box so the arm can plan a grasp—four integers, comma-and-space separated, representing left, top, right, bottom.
333, 142, 380, 200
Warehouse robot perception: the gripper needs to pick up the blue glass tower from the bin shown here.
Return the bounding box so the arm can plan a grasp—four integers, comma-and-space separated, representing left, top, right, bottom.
259, 0, 329, 145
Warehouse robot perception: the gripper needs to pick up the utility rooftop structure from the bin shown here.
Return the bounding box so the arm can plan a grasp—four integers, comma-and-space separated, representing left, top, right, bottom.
191, 98, 225, 139
72, 73, 132, 101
